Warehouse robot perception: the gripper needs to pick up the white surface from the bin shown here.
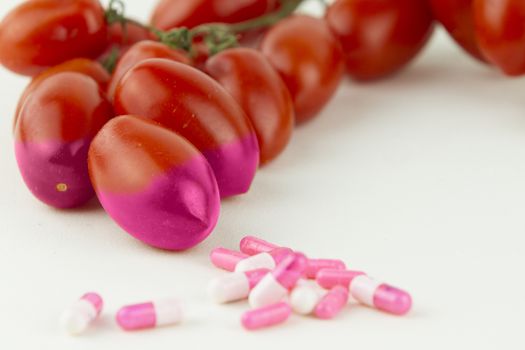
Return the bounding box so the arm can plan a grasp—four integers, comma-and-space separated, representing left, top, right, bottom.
1, 0, 525, 349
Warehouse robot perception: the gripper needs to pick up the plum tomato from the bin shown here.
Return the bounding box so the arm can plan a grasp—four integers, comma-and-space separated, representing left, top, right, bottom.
88, 115, 220, 251
0, 0, 107, 76
205, 48, 294, 165
260, 15, 345, 123
114, 58, 259, 198
325, 0, 434, 80
15, 72, 114, 209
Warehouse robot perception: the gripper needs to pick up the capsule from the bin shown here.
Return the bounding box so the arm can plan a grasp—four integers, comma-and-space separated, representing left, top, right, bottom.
235, 247, 294, 272
314, 286, 349, 320
249, 252, 307, 308
60, 292, 103, 335
350, 275, 412, 315
304, 259, 346, 279
208, 269, 269, 303
239, 236, 279, 255
289, 283, 324, 315
116, 298, 183, 331
316, 269, 366, 289
209, 247, 249, 271
241, 302, 292, 331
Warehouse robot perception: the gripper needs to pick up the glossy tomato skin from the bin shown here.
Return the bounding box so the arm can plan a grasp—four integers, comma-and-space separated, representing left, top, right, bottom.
97, 22, 153, 64
325, 0, 434, 80
260, 15, 345, 123
15, 72, 114, 209
205, 48, 294, 165
14, 58, 111, 131
107, 41, 190, 100
474, 0, 525, 76
429, 0, 485, 61
114, 59, 259, 198
151, 0, 278, 30
88, 115, 220, 251
0, 0, 107, 76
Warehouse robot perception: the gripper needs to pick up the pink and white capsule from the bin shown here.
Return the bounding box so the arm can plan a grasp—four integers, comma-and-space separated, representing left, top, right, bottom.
316, 269, 366, 289
208, 268, 270, 303
60, 292, 103, 335
350, 275, 412, 315
210, 247, 249, 271
116, 298, 183, 331
241, 302, 292, 330
249, 253, 308, 308
290, 284, 324, 315
314, 286, 349, 319
239, 235, 279, 255
234, 247, 294, 272
305, 258, 346, 279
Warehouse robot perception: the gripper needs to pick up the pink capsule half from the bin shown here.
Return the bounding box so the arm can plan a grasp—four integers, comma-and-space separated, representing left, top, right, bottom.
305, 259, 346, 279
241, 302, 292, 330
350, 275, 412, 315
116, 298, 183, 331
208, 268, 270, 303
314, 286, 349, 319
239, 236, 279, 255
210, 247, 249, 271
316, 269, 366, 289
235, 247, 294, 272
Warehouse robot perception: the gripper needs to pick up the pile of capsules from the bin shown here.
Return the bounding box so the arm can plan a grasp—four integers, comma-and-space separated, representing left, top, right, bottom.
61, 236, 411, 334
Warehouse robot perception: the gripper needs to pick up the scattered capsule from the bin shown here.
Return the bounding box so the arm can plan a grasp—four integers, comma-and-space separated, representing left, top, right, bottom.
314, 286, 349, 320
208, 269, 270, 303
241, 302, 292, 331
316, 269, 366, 289
60, 292, 103, 335
239, 235, 279, 255
116, 298, 183, 331
350, 275, 412, 315
249, 252, 307, 308
305, 259, 346, 279
290, 283, 324, 315
235, 247, 294, 272
210, 247, 249, 271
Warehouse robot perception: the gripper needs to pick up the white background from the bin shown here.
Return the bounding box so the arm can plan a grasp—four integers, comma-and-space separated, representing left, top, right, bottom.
1, 1, 524, 349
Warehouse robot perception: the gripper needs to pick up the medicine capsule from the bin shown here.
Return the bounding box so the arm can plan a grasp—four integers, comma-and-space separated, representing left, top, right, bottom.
316, 269, 366, 289
235, 247, 294, 272
60, 292, 103, 335
314, 286, 349, 320
116, 298, 183, 331
208, 268, 270, 303
304, 258, 346, 279
290, 283, 324, 315
210, 247, 249, 271
241, 302, 292, 330
350, 275, 412, 315
239, 235, 279, 255
249, 252, 308, 308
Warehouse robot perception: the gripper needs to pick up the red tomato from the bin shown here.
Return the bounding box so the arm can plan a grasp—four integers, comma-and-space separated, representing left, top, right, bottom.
260, 15, 344, 123
0, 0, 107, 76
15, 72, 113, 208
325, 0, 434, 80
107, 41, 190, 100
97, 22, 153, 64
14, 58, 110, 131
151, 0, 278, 30
429, 0, 485, 61
114, 59, 259, 198
206, 48, 294, 165
474, 0, 525, 76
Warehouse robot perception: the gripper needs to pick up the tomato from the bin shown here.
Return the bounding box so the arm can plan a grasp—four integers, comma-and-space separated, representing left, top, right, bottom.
429, 0, 485, 62
97, 22, 153, 64
260, 15, 344, 123
13, 58, 110, 132
325, 0, 434, 80
474, 0, 525, 76
114, 59, 259, 198
151, 0, 278, 30
0, 0, 107, 76
15, 72, 114, 209
107, 41, 190, 100
205, 48, 294, 165
88, 115, 220, 250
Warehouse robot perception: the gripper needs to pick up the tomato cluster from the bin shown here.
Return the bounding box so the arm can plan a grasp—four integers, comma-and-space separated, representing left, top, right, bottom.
1, 0, 523, 250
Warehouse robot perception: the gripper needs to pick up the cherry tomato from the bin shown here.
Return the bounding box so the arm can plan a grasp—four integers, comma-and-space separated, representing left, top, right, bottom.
15, 72, 114, 208
14, 58, 111, 131
474, 0, 525, 76
107, 41, 190, 100
260, 15, 344, 123
325, 0, 434, 80
429, 0, 485, 61
205, 48, 294, 165
88, 115, 220, 250
151, 0, 278, 30
114, 58, 259, 198
0, 0, 107, 76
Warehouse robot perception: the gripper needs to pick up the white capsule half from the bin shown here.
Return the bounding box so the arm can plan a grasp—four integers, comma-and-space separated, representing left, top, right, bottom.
290, 285, 324, 315
234, 252, 276, 272
60, 293, 102, 335
248, 274, 288, 308
208, 273, 251, 303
